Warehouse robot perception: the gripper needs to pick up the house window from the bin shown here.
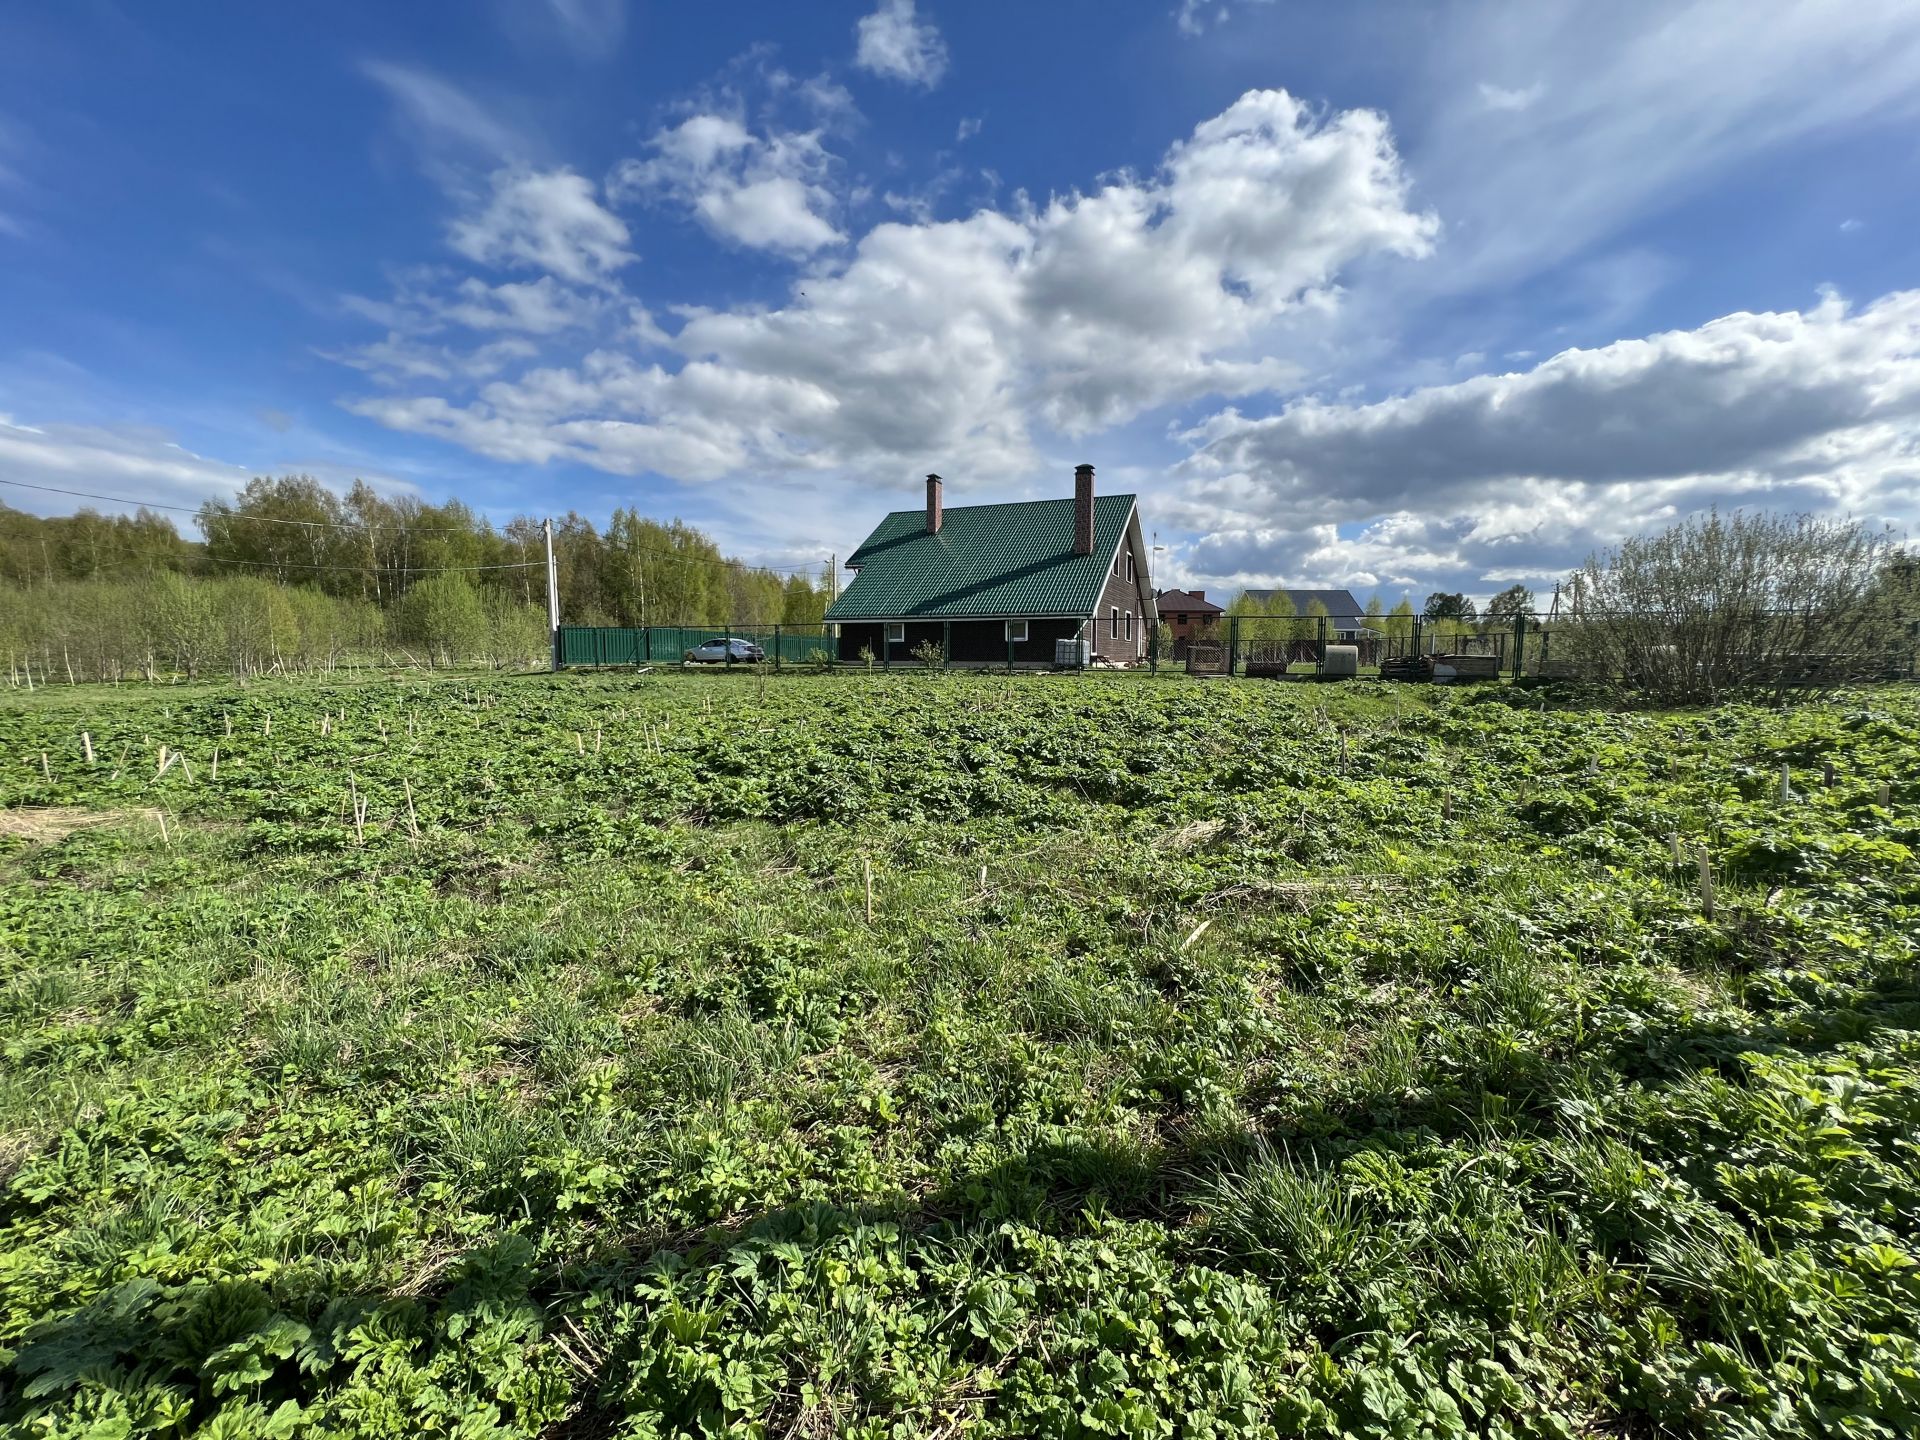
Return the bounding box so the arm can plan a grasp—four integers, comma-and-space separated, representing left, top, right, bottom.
885, 622, 905, 645
1125, 610, 1134, 641
1006, 619, 1029, 643
1111, 606, 1120, 636
1126, 553, 1134, 581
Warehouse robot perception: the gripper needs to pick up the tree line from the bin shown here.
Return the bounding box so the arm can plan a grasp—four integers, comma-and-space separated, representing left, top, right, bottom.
2, 476, 834, 682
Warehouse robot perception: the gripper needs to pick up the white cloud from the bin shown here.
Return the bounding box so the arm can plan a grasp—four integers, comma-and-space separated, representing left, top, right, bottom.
0, 419, 250, 514
539, 0, 625, 57
609, 114, 843, 255
1408, 2, 1920, 301
361, 61, 527, 165
345, 88, 1433, 487
1841, 217, 1864, 232
956, 116, 981, 142
448, 168, 633, 285
437, 275, 603, 333
326, 333, 540, 384
854, 0, 949, 89
1173, 290, 1920, 589
1175, 1, 1271, 37
1476, 81, 1544, 112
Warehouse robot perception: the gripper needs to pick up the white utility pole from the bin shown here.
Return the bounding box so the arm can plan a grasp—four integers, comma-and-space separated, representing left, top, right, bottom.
543, 518, 561, 671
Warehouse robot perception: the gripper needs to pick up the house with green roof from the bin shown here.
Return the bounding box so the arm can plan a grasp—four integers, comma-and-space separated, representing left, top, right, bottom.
826, 465, 1158, 666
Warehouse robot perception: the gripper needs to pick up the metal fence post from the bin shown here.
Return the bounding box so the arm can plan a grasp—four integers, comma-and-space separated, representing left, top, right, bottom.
942, 620, 951, 670
1149, 625, 1159, 675
773, 625, 782, 672
1317, 615, 1327, 667
1229, 615, 1240, 677
1513, 614, 1526, 677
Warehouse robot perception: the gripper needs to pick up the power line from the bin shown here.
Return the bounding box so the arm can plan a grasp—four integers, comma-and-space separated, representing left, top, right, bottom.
204, 554, 543, 575
3, 476, 831, 574
15, 542, 543, 578
0, 477, 490, 535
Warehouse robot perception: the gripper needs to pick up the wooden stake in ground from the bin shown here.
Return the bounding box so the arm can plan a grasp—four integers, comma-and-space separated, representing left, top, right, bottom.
1879, 779, 1892, 807
264, 712, 272, 738
210, 748, 219, 783
1696, 847, 1716, 922
81, 731, 94, 765
1778, 764, 1793, 804
348, 775, 365, 845
403, 777, 420, 844
1669, 831, 1684, 865
155, 809, 170, 847
224, 712, 233, 737
39, 751, 51, 781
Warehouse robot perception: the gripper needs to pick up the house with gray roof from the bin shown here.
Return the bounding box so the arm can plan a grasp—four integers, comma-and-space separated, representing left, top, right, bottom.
826, 465, 1157, 665
1243, 588, 1374, 639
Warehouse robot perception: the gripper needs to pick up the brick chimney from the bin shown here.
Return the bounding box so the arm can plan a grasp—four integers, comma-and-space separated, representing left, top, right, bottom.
1193, 590, 1205, 604
1073, 463, 1094, 555
925, 473, 942, 534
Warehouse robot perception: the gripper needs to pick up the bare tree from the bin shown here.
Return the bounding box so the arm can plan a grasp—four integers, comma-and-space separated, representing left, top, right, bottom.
1558, 510, 1910, 701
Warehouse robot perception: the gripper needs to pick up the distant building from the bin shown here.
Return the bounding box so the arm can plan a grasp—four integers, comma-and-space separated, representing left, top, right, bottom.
1154, 588, 1224, 656
825, 465, 1157, 665
1242, 588, 1373, 640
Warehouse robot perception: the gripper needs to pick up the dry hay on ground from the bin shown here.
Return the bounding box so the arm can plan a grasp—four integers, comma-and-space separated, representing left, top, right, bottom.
0, 807, 118, 844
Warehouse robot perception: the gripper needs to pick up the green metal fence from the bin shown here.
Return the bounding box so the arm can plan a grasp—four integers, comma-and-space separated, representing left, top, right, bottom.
558, 624, 838, 668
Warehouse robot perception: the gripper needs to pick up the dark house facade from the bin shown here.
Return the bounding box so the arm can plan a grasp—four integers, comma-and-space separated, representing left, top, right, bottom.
826, 465, 1157, 666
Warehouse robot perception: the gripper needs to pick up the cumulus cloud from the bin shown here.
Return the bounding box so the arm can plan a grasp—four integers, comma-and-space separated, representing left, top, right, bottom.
609, 114, 843, 255
854, 0, 948, 88
448, 168, 633, 285
344, 88, 1433, 485
1173, 291, 1920, 590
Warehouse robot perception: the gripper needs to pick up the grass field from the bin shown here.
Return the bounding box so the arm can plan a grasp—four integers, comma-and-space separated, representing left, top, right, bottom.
2, 670, 1917, 1439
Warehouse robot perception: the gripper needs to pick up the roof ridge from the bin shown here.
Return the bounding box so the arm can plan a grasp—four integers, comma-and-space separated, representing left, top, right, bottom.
869, 492, 1137, 519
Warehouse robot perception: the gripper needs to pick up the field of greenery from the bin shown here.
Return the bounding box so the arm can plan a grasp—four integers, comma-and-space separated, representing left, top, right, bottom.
1, 668, 1917, 1438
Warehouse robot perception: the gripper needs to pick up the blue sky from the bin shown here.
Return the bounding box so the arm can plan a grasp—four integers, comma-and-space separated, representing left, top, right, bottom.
3, 0, 1919, 605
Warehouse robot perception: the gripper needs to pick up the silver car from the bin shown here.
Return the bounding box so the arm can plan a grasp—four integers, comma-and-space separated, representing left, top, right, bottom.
685, 637, 766, 664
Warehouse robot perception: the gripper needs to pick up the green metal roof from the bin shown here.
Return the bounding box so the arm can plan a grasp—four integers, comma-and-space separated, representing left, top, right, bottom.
826, 493, 1136, 620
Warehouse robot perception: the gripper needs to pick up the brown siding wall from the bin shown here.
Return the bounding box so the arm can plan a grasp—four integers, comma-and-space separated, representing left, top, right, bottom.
1092, 563, 1149, 663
